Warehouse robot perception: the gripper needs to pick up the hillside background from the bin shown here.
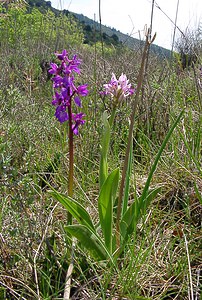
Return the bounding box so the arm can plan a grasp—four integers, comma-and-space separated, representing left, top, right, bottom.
26, 0, 171, 57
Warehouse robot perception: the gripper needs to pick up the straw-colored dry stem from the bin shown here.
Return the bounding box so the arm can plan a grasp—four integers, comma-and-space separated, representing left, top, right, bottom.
115, 30, 156, 249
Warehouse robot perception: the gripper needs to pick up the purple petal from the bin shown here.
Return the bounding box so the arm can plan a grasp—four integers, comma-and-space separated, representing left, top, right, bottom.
74, 96, 82, 107
72, 126, 79, 135
72, 112, 86, 135
56, 49, 67, 61
55, 106, 68, 123
52, 91, 63, 106
52, 75, 63, 88
77, 84, 89, 96
103, 72, 134, 101
49, 63, 59, 75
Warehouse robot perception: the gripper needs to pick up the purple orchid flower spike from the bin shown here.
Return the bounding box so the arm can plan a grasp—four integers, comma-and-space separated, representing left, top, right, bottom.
49, 49, 89, 134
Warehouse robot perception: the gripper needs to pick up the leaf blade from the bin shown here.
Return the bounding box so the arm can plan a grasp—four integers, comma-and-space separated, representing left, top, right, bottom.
98, 168, 119, 253
99, 111, 111, 189
120, 187, 161, 242
65, 225, 107, 261
50, 191, 95, 231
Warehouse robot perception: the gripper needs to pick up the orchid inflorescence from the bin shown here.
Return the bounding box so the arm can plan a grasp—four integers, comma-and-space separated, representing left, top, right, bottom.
103, 73, 135, 104
49, 49, 89, 135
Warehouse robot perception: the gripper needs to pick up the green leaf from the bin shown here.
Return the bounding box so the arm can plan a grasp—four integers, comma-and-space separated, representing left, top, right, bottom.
64, 225, 108, 261
98, 168, 119, 253
120, 196, 140, 242
99, 111, 111, 189
178, 127, 202, 176
120, 187, 161, 242
101, 111, 111, 155
141, 187, 162, 214
194, 182, 202, 205
50, 191, 95, 232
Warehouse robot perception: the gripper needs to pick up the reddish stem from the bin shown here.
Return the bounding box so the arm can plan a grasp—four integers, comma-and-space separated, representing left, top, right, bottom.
67, 97, 74, 224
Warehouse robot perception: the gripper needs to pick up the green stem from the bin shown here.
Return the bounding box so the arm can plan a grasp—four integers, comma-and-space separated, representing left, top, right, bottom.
108, 106, 116, 127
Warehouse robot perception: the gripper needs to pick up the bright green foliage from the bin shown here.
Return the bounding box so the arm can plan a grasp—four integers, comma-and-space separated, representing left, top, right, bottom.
65, 225, 108, 261
1, 4, 201, 296
51, 107, 184, 265
50, 186, 117, 265
0, 4, 84, 53
50, 192, 96, 232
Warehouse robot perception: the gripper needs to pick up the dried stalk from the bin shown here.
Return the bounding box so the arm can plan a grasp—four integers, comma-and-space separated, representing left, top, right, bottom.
115, 29, 156, 249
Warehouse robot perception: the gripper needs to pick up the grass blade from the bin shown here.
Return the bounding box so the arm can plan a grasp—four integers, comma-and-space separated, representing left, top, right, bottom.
120, 187, 161, 242
141, 110, 184, 200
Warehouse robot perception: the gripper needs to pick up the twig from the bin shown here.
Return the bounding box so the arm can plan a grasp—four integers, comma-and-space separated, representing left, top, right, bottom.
171, 0, 180, 60
155, 1, 185, 37
195, 268, 200, 300
63, 238, 76, 300
0, 280, 27, 300
115, 29, 156, 249
33, 203, 58, 300
0, 275, 38, 299
183, 231, 194, 300
98, 0, 106, 71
